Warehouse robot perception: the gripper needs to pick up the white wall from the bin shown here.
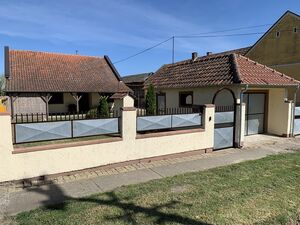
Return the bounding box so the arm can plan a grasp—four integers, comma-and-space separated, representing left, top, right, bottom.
158, 87, 239, 108
0, 103, 214, 182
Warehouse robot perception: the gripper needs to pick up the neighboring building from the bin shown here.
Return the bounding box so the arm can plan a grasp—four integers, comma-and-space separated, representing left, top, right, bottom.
245, 11, 300, 82
4, 47, 131, 115
244, 10, 300, 103
146, 52, 299, 138
122, 72, 153, 108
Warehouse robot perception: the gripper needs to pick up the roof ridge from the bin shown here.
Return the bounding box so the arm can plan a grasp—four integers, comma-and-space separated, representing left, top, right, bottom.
238, 54, 299, 83
9, 49, 104, 59
230, 53, 242, 83
165, 53, 231, 68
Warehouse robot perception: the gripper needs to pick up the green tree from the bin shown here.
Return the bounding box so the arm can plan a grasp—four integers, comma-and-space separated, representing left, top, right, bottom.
97, 96, 109, 117
0, 75, 5, 96
145, 84, 156, 115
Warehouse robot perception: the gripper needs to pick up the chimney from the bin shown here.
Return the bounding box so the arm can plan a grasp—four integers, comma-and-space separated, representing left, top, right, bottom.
4, 46, 10, 79
206, 51, 212, 56
192, 52, 198, 60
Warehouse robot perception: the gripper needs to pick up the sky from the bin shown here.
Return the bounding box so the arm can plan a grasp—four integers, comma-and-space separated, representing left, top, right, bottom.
0, 0, 299, 76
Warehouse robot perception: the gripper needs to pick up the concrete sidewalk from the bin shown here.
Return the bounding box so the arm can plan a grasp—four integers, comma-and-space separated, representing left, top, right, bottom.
1, 135, 299, 217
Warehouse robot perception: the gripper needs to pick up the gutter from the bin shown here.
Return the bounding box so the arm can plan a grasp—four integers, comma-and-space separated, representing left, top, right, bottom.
238, 84, 248, 148
291, 84, 300, 137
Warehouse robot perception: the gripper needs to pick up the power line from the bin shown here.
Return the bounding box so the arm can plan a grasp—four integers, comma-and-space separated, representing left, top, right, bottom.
113, 37, 173, 64
179, 24, 271, 36
113, 24, 271, 65
175, 31, 265, 38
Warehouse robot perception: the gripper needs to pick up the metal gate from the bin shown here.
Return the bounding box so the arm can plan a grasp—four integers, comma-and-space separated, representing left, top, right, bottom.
294, 106, 300, 135
214, 106, 235, 150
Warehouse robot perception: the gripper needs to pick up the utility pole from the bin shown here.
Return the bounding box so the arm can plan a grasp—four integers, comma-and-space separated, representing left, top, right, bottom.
172, 36, 175, 64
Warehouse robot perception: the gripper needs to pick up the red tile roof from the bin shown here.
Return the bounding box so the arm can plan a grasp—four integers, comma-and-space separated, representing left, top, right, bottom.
146, 53, 299, 89
5, 49, 131, 93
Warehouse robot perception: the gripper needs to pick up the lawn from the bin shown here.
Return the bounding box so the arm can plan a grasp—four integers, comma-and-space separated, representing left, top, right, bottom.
12, 151, 300, 225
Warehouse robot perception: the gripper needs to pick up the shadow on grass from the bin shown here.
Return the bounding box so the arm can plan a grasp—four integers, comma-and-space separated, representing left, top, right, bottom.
22, 177, 211, 225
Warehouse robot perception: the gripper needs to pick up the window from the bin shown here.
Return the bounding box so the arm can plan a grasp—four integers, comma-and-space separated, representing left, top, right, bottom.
275, 31, 280, 38
179, 92, 193, 107
49, 93, 64, 104
294, 27, 298, 33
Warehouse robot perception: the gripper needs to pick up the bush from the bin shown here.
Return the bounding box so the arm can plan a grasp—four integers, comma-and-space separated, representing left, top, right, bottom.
97, 96, 109, 117
145, 84, 156, 115
86, 108, 98, 119
0, 75, 5, 96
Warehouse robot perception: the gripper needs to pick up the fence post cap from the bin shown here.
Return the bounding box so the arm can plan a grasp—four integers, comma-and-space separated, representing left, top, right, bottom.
121, 107, 136, 111
204, 104, 215, 108
0, 112, 11, 116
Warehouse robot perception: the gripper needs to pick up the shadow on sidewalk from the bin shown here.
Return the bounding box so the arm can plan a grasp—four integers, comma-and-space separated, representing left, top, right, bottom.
22, 176, 212, 225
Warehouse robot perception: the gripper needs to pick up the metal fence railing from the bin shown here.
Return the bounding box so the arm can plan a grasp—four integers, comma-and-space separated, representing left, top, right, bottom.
136, 107, 203, 133
11, 110, 121, 124
11, 110, 121, 144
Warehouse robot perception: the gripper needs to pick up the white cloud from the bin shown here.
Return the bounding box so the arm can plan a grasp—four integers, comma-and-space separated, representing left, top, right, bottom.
0, 0, 239, 53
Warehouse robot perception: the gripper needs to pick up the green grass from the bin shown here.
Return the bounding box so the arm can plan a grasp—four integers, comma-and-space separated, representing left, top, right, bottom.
12, 151, 300, 225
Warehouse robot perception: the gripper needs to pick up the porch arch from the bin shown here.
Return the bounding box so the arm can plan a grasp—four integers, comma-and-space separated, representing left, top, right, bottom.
212, 87, 236, 106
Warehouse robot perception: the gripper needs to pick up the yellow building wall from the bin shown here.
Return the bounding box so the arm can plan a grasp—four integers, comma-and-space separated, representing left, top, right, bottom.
246, 13, 300, 81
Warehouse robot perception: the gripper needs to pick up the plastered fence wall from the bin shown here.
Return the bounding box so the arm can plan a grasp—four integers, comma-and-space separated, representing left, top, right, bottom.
0, 106, 214, 183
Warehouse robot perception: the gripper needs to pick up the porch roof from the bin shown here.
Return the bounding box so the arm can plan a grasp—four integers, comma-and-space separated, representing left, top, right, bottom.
146, 53, 300, 89
4, 48, 131, 93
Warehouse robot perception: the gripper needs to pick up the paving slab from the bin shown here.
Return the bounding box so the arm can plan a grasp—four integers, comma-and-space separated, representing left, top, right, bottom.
91, 168, 162, 192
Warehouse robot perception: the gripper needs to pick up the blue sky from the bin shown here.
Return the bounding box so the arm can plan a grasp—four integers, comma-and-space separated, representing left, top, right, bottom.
0, 0, 299, 76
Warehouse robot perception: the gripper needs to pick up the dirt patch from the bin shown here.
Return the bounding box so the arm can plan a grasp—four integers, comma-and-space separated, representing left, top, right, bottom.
170, 184, 192, 193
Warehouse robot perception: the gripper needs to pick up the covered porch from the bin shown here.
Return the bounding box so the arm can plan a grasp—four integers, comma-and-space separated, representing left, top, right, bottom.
7, 92, 115, 115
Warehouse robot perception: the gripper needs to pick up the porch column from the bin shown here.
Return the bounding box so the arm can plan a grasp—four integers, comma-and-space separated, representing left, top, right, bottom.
9, 95, 18, 118
71, 93, 82, 113
41, 93, 52, 116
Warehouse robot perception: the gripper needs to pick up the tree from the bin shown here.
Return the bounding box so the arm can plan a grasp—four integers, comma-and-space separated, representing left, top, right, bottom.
97, 96, 109, 117
0, 75, 5, 96
145, 84, 156, 115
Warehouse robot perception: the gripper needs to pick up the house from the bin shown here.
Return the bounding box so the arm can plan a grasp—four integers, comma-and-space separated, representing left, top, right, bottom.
145, 52, 300, 146
4, 47, 131, 115
245, 11, 300, 83
206, 11, 300, 104
122, 72, 153, 108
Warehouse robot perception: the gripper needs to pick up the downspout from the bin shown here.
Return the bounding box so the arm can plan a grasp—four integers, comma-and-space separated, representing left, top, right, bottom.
291, 85, 300, 137
238, 84, 248, 148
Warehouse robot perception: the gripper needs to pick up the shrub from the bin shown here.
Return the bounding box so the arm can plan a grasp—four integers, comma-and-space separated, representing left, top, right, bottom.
145, 84, 156, 115
0, 75, 5, 96
97, 96, 109, 117
86, 108, 97, 119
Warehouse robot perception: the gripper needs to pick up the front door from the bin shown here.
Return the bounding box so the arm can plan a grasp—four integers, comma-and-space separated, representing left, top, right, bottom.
156, 93, 166, 114
244, 93, 266, 135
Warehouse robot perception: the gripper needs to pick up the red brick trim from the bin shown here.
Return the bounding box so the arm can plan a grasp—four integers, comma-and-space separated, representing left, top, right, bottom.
122, 107, 136, 111
205, 148, 213, 153
13, 137, 123, 154
0, 112, 10, 116
136, 128, 204, 139
204, 104, 215, 108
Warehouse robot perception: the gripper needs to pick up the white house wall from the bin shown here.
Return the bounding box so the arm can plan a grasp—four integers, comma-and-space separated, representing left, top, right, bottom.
157, 87, 240, 108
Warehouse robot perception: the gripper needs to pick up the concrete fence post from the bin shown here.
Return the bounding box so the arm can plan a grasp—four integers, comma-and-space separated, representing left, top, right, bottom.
203, 104, 215, 151
235, 103, 245, 147
119, 95, 136, 141
121, 107, 137, 141
0, 112, 14, 182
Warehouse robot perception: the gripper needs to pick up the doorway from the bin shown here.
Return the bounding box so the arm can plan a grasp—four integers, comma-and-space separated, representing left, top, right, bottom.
243, 93, 266, 135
